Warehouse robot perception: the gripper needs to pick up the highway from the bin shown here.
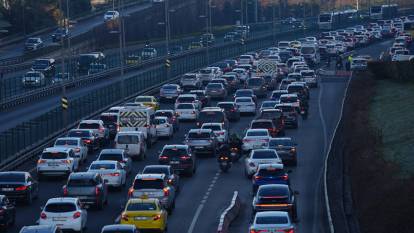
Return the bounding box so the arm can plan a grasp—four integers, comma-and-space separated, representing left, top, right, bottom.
0, 1, 153, 60
5, 38, 392, 233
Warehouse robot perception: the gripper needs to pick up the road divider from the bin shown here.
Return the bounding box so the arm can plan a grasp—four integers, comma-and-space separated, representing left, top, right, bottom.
217, 191, 241, 233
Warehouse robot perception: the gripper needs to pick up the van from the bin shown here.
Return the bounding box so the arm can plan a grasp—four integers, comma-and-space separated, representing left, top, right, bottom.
115, 131, 146, 160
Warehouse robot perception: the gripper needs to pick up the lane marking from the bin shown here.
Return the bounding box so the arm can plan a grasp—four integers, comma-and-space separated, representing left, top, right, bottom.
186, 171, 221, 233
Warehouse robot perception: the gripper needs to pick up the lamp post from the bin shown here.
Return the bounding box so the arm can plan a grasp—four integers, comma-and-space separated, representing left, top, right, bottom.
118, 0, 126, 99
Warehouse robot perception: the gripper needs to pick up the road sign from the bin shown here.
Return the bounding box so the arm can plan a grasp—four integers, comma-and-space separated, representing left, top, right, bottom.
61, 97, 68, 110
257, 59, 278, 75
165, 59, 171, 68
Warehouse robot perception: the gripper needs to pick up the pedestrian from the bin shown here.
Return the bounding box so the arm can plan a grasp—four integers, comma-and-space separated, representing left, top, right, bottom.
346, 54, 353, 71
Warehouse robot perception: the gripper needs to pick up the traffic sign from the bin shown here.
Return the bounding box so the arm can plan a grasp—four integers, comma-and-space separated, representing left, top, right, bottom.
257, 59, 278, 75
61, 97, 68, 110
165, 59, 171, 68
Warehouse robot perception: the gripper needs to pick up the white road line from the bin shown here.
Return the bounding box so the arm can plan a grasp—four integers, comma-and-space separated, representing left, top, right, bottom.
186, 171, 221, 233
318, 80, 328, 154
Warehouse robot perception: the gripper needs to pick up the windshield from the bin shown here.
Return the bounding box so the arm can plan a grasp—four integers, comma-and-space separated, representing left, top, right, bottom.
162, 85, 178, 90
154, 118, 167, 124
0, 173, 25, 182
55, 139, 78, 146
45, 203, 76, 213
256, 216, 288, 224
41, 152, 67, 159
79, 123, 100, 129
259, 186, 289, 196
133, 179, 164, 189
252, 150, 277, 159
262, 102, 277, 108
176, 104, 194, 109
199, 111, 224, 122
257, 168, 285, 176
177, 96, 195, 102
127, 202, 157, 211
251, 121, 273, 128
162, 148, 188, 157
260, 111, 283, 119
100, 115, 117, 124
247, 131, 268, 137
99, 153, 122, 161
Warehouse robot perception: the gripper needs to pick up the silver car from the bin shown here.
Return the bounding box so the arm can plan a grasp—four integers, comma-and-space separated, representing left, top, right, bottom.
96, 149, 131, 174
249, 211, 295, 233
87, 161, 126, 188
180, 73, 201, 90
205, 83, 227, 99
159, 84, 182, 101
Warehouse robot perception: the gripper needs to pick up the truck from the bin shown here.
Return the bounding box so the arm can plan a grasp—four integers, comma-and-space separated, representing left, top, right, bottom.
118, 106, 157, 147
300, 43, 320, 66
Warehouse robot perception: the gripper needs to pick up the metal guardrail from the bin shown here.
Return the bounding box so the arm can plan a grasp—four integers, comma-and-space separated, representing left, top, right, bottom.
217, 191, 241, 233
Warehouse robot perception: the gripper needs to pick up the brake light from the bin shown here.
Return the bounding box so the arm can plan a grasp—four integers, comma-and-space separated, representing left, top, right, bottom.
15, 185, 27, 191
121, 213, 129, 221
110, 172, 120, 176
250, 230, 269, 233
99, 127, 104, 133
116, 124, 120, 132
73, 211, 81, 219
290, 148, 296, 153
128, 187, 134, 197
95, 186, 100, 196
40, 212, 47, 219
281, 175, 289, 181
217, 131, 225, 135
37, 159, 46, 164
160, 155, 169, 160
163, 187, 170, 196
84, 139, 91, 144
62, 159, 71, 164
180, 155, 190, 160
153, 214, 161, 220
284, 229, 294, 233
63, 186, 68, 196
168, 179, 173, 184
253, 175, 262, 180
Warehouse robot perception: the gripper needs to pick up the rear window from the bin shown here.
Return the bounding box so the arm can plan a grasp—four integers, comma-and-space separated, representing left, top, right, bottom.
251, 121, 273, 129
271, 92, 285, 99
252, 150, 277, 159
256, 216, 288, 224
188, 132, 211, 139
236, 98, 252, 103
280, 96, 298, 103
90, 163, 115, 170
117, 135, 139, 144
199, 111, 224, 122
257, 168, 285, 176
259, 186, 289, 196
177, 97, 195, 102
155, 112, 173, 118
261, 102, 276, 108
206, 83, 222, 89
247, 131, 268, 137
143, 167, 168, 175
55, 139, 78, 146
133, 179, 164, 189
269, 139, 294, 147
99, 153, 122, 161
154, 118, 167, 124
217, 103, 234, 110
100, 115, 117, 124
68, 178, 97, 186
162, 85, 178, 90
67, 130, 90, 137
199, 69, 212, 74
176, 104, 194, 109
41, 152, 67, 159
202, 125, 221, 131
127, 202, 157, 211
79, 123, 100, 129
45, 203, 77, 213
287, 86, 303, 93
277, 105, 295, 112
162, 148, 188, 157
260, 111, 283, 119
222, 75, 235, 81
0, 173, 25, 182
235, 90, 253, 97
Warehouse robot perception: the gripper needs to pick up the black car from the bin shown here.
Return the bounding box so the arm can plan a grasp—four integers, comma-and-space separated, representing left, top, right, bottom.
189, 90, 210, 107
268, 138, 297, 166
20, 225, 63, 233
252, 184, 298, 221
158, 145, 196, 176
0, 172, 38, 204
100, 112, 119, 139
51, 27, 69, 42
217, 102, 240, 121
142, 165, 180, 192
63, 172, 108, 209
0, 195, 15, 228
67, 129, 99, 152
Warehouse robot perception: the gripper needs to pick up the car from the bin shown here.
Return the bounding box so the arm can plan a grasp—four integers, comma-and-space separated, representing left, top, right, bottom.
235, 97, 256, 115
175, 103, 199, 121
159, 84, 182, 101
24, 37, 44, 51
300, 70, 318, 88
22, 71, 45, 87
260, 101, 278, 112
209, 78, 229, 89
115, 131, 147, 161
180, 73, 201, 90
275, 104, 298, 129
196, 107, 229, 128
97, 149, 132, 174
54, 137, 88, 164
257, 109, 285, 136
100, 112, 120, 139
250, 119, 279, 138
270, 90, 288, 101
39, 197, 87, 232
37, 147, 79, 178
104, 10, 120, 21
128, 174, 176, 212
221, 74, 240, 91
242, 129, 271, 154
244, 149, 281, 177
158, 145, 196, 176
252, 184, 298, 221
246, 77, 267, 98
87, 161, 127, 188
279, 78, 296, 90
0, 172, 38, 204
234, 89, 257, 102
252, 164, 289, 192
31, 58, 56, 78
350, 57, 368, 71
154, 116, 174, 138
201, 123, 228, 144
268, 138, 297, 166
155, 110, 179, 132
197, 68, 216, 85
184, 129, 218, 156
20, 225, 63, 233
51, 27, 69, 42
135, 96, 160, 110
142, 165, 180, 191
231, 68, 249, 83
189, 90, 210, 107
201, 33, 215, 46
216, 101, 240, 121
52, 72, 70, 84
279, 94, 300, 109
101, 224, 139, 233
287, 83, 309, 100
249, 211, 295, 233
213, 61, 232, 73
120, 198, 168, 231
67, 129, 99, 152
0, 195, 15, 228
175, 94, 201, 110
63, 172, 108, 209
78, 120, 109, 146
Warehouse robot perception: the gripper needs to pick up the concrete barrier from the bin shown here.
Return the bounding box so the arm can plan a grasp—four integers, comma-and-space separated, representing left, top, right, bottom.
217, 191, 241, 233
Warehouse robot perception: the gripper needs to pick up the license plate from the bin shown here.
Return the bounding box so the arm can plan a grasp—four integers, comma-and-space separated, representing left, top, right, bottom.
48, 163, 59, 166
170, 161, 180, 164
135, 216, 148, 220
166, 96, 173, 99
1, 188, 13, 191
195, 146, 203, 149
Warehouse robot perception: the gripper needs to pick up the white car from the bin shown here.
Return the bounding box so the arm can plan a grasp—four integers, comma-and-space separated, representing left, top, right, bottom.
97, 149, 132, 174
350, 58, 368, 71
115, 131, 146, 161
244, 149, 282, 177
242, 129, 270, 153
78, 120, 109, 145
201, 123, 228, 143
249, 211, 295, 233
39, 197, 87, 232
232, 68, 249, 82
175, 94, 201, 109
175, 103, 199, 120
235, 97, 256, 115
87, 161, 126, 188
104, 10, 120, 21
197, 68, 216, 85
54, 137, 88, 163
260, 101, 278, 112
37, 147, 78, 178
279, 94, 300, 108
154, 116, 174, 138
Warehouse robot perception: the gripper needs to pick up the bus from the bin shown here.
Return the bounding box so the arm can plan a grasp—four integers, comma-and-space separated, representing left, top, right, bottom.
370, 4, 398, 20
318, 10, 357, 30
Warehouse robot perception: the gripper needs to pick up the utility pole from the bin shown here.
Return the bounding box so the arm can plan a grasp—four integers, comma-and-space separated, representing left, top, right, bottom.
59, 0, 67, 128
164, 0, 171, 80
66, 0, 71, 80
119, 0, 125, 99
272, 0, 276, 44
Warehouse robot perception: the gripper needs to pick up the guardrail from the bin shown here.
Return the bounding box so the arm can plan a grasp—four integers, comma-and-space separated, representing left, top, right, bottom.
217, 191, 241, 233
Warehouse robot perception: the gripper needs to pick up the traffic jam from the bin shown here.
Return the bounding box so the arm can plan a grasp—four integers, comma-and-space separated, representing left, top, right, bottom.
0, 14, 412, 233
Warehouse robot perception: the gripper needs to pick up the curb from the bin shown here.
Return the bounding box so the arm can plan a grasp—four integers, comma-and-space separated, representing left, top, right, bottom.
217, 191, 241, 233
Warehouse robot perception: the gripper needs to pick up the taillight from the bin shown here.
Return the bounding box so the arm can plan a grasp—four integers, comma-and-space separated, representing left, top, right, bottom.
83, 139, 91, 144
290, 148, 296, 153
116, 124, 120, 132
73, 211, 81, 219
153, 214, 161, 220
62, 159, 71, 164
128, 187, 134, 197
63, 186, 68, 196
121, 213, 129, 221
15, 185, 27, 191
110, 172, 120, 176
180, 155, 190, 160
281, 175, 289, 181
37, 159, 46, 164
285, 229, 294, 233
163, 187, 170, 196
95, 186, 100, 196
253, 175, 262, 180
99, 127, 104, 133
40, 212, 47, 219
159, 155, 169, 160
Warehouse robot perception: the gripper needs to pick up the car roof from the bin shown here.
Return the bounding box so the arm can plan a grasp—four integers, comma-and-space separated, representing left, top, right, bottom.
102, 224, 136, 231
117, 131, 143, 135
188, 128, 213, 133
255, 211, 289, 218
247, 129, 268, 133
20, 225, 57, 233
91, 160, 118, 165
143, 165, 171, 170
56, 137, 80, 141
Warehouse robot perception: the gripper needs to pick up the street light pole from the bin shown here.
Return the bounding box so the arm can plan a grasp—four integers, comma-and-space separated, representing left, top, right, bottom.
165, 0, 171, 80
272, 0, 276, 45
66, 0, 71, 80
119, 0, 125, 99
59, 0, 67, 128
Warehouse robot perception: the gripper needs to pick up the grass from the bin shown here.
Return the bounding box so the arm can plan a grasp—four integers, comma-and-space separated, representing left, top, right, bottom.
370, 79, 414, 178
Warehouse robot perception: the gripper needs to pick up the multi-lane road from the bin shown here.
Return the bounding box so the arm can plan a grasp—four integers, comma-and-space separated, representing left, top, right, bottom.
5, 38, 393, 233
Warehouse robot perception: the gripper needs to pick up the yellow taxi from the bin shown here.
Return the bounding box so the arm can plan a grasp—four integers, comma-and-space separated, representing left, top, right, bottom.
120, 198, 168, 232
134, 96, 160, 110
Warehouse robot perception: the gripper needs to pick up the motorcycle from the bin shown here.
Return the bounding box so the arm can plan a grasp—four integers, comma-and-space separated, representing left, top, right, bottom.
300, 107, 308, 120
230, 147, 240, 162
218, 155, 231, 172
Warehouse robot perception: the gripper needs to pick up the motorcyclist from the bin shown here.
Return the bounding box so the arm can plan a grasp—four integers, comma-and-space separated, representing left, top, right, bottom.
336, 55, 343, 70
217, 143, 230, 162
299, 96, 309, 118
228, 133, 242, 150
